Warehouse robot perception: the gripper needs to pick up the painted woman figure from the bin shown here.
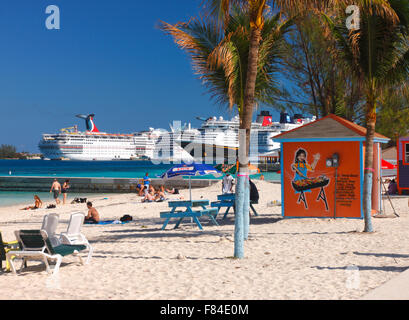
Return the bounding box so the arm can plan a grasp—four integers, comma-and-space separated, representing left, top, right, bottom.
292, 149, 320, 192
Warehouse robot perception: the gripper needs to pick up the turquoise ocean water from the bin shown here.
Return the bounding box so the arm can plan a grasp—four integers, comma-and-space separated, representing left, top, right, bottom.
0, 160, 280, 207
0, 191, 107, 208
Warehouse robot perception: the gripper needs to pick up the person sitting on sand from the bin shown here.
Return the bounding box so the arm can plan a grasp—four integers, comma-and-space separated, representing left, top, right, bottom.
142, 191, 155, 202
154, 186, 167, 202
148, 185, 157, 196
85, 201, 100, 224
21, 195, 43, 210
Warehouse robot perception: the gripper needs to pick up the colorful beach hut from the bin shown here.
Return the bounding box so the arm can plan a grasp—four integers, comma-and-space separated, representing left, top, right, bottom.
273, 114, 389, 218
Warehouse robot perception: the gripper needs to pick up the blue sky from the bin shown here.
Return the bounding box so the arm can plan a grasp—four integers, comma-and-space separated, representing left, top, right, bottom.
0, 0, 283, 153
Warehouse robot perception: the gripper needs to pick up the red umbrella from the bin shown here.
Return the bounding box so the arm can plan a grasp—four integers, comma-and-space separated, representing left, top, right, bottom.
381, 159, 397, 170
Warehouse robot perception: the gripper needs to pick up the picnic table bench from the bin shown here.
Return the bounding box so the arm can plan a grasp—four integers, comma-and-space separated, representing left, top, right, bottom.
160, 200, 219, 230
211, 194, 259, 220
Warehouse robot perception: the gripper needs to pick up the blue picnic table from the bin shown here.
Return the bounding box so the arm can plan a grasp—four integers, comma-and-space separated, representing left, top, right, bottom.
160, 200, 219, 230
211, 194, 259, 219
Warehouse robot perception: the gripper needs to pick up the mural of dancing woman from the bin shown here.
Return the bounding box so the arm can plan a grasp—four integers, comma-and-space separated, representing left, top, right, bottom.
292, 149, 321, 192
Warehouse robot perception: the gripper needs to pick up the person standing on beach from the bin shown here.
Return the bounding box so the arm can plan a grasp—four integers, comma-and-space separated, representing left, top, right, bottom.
49, 179, 61, 205
61, 179, 70, 205
222, 173, 234, 194
143, 172, 151, 196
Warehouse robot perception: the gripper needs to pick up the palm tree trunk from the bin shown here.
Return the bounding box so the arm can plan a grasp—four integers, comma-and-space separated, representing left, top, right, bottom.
235, 26, 262, 257
363, 95, 376, 232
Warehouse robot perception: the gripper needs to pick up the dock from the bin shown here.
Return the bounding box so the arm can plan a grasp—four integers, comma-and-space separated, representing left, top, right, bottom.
0, 176, 219, 193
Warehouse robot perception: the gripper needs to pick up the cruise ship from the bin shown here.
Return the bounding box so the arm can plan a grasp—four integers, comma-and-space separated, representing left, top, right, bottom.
39, 114, 195, 162
39, 114, 156, 161
177, 111, 315, 163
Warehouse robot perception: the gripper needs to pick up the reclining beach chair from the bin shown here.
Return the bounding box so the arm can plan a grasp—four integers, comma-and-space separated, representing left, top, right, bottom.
58, 212, 93, 264
41, 213, 60, 247
6, 230, 88, 276
0, 231, 19, 272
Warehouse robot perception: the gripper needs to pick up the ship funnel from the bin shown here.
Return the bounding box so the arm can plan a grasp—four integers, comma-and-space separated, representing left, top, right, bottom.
256, 110, 273, 126
75, 114, 100, 133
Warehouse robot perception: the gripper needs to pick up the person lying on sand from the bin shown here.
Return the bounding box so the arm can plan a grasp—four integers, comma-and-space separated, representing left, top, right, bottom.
20, 195, 43, 210
85, 201, 100, 224
165, 187, 179, 195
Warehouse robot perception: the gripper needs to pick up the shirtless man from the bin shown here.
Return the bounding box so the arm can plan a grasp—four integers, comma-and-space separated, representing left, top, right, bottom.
49, 179, 61, 205
85, 202, 100, 224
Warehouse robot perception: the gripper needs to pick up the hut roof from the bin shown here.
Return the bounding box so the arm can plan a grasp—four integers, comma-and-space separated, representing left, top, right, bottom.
274, 114, 389, 141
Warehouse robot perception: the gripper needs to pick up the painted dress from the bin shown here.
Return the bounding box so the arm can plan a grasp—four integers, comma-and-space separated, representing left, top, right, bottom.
293, 162, 313, 193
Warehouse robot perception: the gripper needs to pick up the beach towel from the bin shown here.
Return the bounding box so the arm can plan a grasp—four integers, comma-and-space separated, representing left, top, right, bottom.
84, 220, 132, 225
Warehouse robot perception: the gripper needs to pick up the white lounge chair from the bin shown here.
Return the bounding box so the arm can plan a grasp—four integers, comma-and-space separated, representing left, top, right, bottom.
6, 230, 87, 276
41, 213, 60, 247
59, 212, 93, 264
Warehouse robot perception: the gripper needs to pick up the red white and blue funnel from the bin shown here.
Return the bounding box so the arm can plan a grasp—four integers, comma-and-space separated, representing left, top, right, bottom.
76, 114, 100, 133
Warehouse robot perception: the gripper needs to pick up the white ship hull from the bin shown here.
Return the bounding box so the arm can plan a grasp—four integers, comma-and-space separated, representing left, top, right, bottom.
39, 132, 155, 161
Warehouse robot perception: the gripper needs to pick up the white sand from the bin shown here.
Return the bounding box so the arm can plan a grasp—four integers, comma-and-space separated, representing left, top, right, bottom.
0, 180, 408, 300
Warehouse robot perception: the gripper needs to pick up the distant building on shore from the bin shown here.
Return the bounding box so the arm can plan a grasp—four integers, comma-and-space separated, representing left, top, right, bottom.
382, 146, 397, 162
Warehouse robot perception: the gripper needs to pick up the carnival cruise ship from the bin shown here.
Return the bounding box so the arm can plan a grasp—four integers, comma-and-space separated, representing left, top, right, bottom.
39, 114, 195, 162
38, 114, 156, 161
177, 111, 315, 162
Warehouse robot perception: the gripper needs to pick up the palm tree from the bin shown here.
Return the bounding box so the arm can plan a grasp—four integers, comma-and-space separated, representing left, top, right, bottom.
323, 0, 409, 232
160, 6, 291, 257
162, 0, 359, 258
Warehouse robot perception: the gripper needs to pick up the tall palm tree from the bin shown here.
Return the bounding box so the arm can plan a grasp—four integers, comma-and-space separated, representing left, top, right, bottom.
160, 6, 290, 257
323, 0, 409, 232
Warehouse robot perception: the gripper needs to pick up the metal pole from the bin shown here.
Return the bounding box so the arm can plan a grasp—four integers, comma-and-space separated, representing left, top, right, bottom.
381, 178, 399, 217
334, 167, 338, 219
189, 176, 192, 201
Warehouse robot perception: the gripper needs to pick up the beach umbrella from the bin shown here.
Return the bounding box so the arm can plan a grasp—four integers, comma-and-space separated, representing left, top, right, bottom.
160, 163, 222, 201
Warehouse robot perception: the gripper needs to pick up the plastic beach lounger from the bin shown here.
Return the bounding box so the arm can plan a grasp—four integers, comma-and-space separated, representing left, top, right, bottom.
0, 231, 19, 272
58, 212, 93, 264
6, 230, 88, 276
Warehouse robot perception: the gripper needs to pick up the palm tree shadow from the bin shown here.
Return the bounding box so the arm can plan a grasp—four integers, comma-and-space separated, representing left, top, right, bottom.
313, 265, 409, 272
352, 252, 409, 259
217, 214, 282, 226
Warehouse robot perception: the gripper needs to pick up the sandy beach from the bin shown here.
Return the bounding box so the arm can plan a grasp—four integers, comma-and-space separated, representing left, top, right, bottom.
0, 180, 408, 300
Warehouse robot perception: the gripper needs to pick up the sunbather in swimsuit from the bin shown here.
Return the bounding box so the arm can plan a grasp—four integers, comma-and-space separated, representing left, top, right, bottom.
85, 202, 100, 224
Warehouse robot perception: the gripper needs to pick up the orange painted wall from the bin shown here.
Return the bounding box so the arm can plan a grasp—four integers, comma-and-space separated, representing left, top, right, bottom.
282, 141, 362, 218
